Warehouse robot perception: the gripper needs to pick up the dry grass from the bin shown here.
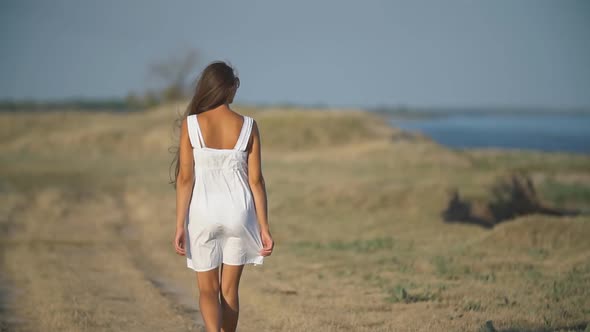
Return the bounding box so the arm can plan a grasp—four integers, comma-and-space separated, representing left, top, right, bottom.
1, 102, 589, 331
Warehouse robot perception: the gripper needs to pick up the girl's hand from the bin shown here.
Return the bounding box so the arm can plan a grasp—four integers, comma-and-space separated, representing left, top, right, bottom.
260, 230, 274, 256
174, 227, 186, 256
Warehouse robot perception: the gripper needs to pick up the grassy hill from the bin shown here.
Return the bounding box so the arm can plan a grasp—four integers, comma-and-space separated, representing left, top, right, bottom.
1, 103, 589, 332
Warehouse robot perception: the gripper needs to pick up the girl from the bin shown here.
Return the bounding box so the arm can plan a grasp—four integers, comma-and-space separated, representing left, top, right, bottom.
170, 61, 274, 331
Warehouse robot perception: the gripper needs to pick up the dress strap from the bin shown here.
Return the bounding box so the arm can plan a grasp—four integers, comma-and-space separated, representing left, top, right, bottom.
194, 114, 207, 148
186, 114, 200, 148
234, 116, 254, 151
187, 114, 206, 149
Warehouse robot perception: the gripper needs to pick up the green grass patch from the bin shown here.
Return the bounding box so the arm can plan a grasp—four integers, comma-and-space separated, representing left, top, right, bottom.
375, 256, 415, 273
463, 300, 484, 311
385, 284, 440, 304
290, 236, 396, 254
540, 180, 590, 209
527, 247, 550, 260
432, 255, 454, 277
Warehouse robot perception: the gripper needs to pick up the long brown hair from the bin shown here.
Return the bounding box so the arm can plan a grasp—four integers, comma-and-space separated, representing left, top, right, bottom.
169, 60, 240, 188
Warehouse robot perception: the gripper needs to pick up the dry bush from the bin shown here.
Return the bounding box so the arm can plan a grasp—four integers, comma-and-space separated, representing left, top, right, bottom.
442, 171, 580, 228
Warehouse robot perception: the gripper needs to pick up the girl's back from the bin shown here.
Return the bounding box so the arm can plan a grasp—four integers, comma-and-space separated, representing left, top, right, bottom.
195, 110, 247, 150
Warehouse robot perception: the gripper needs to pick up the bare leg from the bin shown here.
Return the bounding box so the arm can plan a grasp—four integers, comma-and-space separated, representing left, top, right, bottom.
220, 263, 244, 332
196, 267, 221, 332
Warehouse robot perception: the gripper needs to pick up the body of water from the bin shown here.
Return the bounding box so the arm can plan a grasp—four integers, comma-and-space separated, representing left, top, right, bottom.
390, 113, 590, 154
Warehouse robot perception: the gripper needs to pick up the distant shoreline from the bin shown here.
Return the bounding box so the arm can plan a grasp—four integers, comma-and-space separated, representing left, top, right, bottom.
1, 98, 589, 116
388, 112, 590, 155
371, 106, 590, 120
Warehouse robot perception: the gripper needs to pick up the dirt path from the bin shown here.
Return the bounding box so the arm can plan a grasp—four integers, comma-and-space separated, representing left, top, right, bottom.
0, 186, 205, 332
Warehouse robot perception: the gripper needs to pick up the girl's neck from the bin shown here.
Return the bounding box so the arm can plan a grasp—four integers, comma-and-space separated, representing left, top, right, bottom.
208, 103, 231, 113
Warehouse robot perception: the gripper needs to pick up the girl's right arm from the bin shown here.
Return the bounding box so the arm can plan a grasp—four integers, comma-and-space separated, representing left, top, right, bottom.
174, 117, 194, 256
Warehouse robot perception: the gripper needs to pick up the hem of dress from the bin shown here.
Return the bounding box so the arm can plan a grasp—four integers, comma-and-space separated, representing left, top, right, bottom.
186, 256, 264, 272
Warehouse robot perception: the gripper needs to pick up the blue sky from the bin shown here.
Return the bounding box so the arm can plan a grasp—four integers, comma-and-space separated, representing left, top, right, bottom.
1, 0, 589, 108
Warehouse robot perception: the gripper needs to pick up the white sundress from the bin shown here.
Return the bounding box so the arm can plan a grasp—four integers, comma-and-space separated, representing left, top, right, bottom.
184, 113, 265, 272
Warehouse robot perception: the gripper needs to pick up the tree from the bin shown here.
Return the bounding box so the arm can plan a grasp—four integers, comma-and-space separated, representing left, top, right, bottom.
148, 48, 200, 102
